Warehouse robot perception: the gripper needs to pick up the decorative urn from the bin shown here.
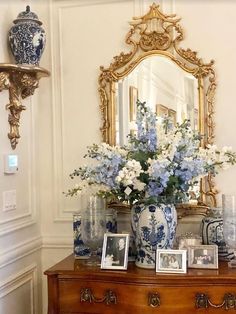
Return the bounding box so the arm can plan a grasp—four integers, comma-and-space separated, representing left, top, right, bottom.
8, 5, 46, 65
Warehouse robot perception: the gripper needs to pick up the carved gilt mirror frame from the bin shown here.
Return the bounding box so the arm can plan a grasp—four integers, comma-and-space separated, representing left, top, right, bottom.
98, 3, 216, 208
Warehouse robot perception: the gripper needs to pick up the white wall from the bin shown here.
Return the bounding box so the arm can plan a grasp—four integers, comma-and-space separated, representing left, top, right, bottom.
1, 0, 236, 313
0, 1, 46, 313
173, 0, 236, 204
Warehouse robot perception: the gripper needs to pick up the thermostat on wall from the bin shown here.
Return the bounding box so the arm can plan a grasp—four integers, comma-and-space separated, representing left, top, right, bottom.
4, 154, 18, 174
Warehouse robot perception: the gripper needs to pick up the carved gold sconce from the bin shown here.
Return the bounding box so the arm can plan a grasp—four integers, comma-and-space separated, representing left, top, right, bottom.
0, 63, 50, 149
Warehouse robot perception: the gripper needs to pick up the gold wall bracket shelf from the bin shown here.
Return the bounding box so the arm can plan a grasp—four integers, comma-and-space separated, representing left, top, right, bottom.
0, 63, 50, 149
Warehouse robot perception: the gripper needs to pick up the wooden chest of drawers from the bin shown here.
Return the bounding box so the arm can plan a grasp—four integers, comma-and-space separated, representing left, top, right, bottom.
44, 254, 236, 314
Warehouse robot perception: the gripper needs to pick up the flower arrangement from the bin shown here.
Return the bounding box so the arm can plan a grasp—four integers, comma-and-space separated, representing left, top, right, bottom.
66, 101, 236, 206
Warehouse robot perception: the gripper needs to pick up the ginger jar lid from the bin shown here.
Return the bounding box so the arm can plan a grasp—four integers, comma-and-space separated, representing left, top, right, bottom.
13, 5, 42, 25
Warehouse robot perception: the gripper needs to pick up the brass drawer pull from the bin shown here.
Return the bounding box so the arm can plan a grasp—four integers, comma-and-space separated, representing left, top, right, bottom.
80, 288, 117, 305
148, 293, 160, 307
196, 293, 236, 310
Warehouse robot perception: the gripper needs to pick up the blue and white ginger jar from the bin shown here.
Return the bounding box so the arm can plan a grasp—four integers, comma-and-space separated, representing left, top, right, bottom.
131, 202, 177, 268
9, 5, 46, 65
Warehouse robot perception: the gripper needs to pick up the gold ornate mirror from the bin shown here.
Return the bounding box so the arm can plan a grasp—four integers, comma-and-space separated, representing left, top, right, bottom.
98, 3, 216, 207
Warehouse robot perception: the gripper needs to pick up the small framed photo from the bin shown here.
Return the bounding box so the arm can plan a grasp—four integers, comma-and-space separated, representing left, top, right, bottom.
156, 249, 187, 273
129, 86, 138, 121
101, 233, 129, 270
188, 245, 218, 269
156, 104, 169, 118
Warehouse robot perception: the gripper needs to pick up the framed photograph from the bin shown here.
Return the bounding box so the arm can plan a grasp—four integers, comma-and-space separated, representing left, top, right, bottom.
101, 233, 129, 270
156, 249, 187, 273
156, 104, 169, 118
168, 109, 177, 126
129, 86, 138, 121
188, 245, 218, 269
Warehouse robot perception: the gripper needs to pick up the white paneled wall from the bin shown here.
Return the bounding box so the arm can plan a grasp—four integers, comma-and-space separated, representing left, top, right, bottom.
1, 0, 236, 313
0, 1, 45, 313
0, 263, 38, 314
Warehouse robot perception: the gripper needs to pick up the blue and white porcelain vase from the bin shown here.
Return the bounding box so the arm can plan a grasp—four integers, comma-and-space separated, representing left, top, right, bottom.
131, 202, 177, 269
8, 5, 46, 65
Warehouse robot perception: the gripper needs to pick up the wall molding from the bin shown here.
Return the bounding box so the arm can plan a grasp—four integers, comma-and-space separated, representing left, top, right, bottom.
42, 235, 73, 249
0, 236, 41, 269
134, 0, 174, 15
0, 97, 37, 236
0, 263, 38, 314
50, 0, 134, 222
0, 234, 73, 269
0, 214, 36, 237
52, 0, 130, 7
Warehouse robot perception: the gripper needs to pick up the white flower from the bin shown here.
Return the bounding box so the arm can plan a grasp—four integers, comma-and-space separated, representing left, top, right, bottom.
115, 160, 143, 187
222, 146, 232, 153
133, 179, 146, 191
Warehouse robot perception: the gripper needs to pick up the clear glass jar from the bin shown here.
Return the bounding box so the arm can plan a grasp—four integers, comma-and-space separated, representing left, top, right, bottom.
80, 195, 106, 266
87, 195, 106, 211
201, 207, 223, 246
201, 205, 234, 261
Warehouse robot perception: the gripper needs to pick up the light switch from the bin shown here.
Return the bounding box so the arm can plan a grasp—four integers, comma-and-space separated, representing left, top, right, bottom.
3, 190, 16, 211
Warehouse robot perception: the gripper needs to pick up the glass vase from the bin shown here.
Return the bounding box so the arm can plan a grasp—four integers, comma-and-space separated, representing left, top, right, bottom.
81, 196, 106, 266
222, 194, 236, 267
201, 207, 234, 261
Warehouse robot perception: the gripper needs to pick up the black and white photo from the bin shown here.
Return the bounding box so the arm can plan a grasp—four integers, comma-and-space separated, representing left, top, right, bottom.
156, 249, 187, 273
101, 234, 129, 270
188, 245, 218, 269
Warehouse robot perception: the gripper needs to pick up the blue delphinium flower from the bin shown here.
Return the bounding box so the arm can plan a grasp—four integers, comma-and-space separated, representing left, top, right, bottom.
136, 102, 157, 152
147, 181, 164, 196
175, 158, 205, 182
93, 154, 124, 188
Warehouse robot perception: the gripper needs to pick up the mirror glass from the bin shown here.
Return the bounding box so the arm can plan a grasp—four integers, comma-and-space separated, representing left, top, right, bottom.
115, 55, 199, 145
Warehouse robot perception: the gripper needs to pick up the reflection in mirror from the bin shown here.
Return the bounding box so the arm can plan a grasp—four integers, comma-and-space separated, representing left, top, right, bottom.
98, 3, 216, 206
115, 55, 199, 145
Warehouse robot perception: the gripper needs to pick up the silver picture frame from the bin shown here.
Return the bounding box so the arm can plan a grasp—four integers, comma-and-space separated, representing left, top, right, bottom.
101, 233, 129, 270
156, 249, 187, 273
188, 245, 218, 269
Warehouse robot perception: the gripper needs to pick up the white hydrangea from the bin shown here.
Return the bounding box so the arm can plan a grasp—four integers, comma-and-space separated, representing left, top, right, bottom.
115, 160, 143, 187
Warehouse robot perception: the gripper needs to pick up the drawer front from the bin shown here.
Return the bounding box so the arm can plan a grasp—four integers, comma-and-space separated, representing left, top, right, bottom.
59, 280, 236, 314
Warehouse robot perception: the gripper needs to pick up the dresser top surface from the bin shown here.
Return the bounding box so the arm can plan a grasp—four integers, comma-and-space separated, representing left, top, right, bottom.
44, 254, 236, 285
